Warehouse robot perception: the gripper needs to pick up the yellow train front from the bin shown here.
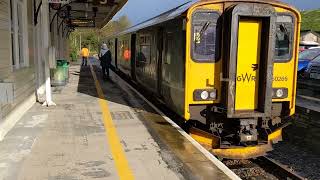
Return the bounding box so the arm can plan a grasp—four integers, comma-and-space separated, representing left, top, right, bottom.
105, 0, 301, 159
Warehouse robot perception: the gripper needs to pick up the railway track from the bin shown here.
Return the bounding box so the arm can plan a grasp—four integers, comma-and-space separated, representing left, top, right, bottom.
223, 156, 306, 180
111, 67, 307, 180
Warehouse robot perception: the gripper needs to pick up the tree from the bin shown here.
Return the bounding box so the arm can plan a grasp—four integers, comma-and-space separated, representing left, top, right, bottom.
100, 15, 132, 38
68, 15, 132, 59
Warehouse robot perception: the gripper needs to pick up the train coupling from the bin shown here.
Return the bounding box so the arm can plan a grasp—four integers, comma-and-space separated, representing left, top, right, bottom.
239, 119, 258, 142
190, 126, 283, 159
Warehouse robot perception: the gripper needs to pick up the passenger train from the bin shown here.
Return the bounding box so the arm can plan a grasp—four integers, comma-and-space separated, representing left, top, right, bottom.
104, 0, 301, 159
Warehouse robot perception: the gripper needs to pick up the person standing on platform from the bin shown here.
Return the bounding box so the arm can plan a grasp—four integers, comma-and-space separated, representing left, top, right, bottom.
99, 43, 112, 80
81, 45, 89, 66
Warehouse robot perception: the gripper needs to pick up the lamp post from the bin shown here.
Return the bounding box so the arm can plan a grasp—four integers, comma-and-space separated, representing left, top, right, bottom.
79, 32, 81, 51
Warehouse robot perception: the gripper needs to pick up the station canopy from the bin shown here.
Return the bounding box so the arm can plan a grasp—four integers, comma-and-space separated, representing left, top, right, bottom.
49, 0, 127, 29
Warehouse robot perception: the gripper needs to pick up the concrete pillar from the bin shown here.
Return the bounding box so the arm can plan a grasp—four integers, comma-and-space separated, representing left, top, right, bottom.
34, 0, 46, 103
41, 0, 55, 106
35, 0, 55, 106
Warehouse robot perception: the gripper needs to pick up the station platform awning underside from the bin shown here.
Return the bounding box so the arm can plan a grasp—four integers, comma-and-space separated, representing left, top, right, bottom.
49, 0, 127, 30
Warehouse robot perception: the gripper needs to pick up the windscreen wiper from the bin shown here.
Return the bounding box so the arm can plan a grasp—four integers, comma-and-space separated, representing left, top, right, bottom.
200, 21, 211, 37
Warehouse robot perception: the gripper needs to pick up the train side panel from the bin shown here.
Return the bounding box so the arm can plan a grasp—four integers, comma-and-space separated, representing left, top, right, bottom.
135, 29, 158, 94
160, 19, 186, 116
106, 38, 117, 68
133, 19, 186, 116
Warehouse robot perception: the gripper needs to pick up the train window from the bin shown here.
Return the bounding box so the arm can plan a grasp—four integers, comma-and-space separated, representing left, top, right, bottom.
119, 39, 129, 61
118, 40, 122, 53
108, 40, 113, 51
137, 35, 151, 63
165, 32, 174, 65
123, 40, 129, 59
191, 11, 220, 62
274, 15, 294, 61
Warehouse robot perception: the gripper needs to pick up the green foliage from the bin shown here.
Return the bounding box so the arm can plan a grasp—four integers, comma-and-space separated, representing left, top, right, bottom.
301, 9, 320, 31
69, 29, 101, 54
68, 15, 131, 59
100, 16, 132, 38
69, 49, 77, 61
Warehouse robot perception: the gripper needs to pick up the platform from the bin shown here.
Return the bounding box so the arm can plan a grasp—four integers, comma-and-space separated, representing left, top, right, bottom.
0, 58, 238, 180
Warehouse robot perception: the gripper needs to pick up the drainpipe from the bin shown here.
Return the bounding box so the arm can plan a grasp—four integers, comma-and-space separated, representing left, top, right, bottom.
79, 32, 82, 51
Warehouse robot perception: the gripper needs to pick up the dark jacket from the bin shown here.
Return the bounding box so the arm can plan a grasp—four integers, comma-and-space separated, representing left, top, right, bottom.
99, 50, 112, 67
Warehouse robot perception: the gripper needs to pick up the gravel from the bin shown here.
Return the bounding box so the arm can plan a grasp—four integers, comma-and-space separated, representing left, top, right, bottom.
267, 141, 320, 180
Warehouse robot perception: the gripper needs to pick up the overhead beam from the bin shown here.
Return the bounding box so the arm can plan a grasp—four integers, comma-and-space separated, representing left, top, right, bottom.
49, 0, 127, 30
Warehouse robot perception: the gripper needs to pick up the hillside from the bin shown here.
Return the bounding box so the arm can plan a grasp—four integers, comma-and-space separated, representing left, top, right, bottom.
301, 9, 320, 31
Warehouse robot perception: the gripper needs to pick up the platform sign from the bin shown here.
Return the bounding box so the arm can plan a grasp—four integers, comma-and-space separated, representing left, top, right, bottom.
48, 0, 113, 5
48, 0, 69, 10
48, 0, 70, 4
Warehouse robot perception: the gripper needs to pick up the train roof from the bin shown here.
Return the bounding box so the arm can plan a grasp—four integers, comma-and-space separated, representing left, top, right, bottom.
114, 0, 196, 36
111, 0, 295, 37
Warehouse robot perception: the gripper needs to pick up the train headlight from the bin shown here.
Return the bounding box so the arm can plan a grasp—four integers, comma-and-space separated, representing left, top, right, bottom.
194, 89, 217, 101
210, 91, 217, 99
200, 91, 209, 100
272, 88, 288, 99
276, 89, 284, 98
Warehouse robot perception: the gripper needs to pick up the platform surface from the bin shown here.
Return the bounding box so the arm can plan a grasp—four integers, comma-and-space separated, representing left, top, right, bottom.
0, 58, 233, 180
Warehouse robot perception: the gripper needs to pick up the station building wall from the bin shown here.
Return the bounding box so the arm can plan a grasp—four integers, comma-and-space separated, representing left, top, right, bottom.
0, 0, 109, 140
0, 0, 67, 140
0, 0, 36, 121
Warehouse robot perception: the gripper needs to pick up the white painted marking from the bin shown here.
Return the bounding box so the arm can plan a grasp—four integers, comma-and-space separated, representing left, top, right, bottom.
296, 95, 320, 112
8, 149, 31, 162
113, 72, 241, 180
297, 95, 320, 103
24, 114, 48, 128
0, 163, 7, 168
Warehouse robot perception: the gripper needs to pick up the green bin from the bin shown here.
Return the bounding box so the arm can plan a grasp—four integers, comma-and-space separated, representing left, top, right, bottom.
58, 60, 70, 82
51, 59, 69, 86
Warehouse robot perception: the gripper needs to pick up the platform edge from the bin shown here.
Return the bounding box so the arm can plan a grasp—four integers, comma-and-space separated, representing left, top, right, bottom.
112, 72, 241, 180
0, 94, 36, 141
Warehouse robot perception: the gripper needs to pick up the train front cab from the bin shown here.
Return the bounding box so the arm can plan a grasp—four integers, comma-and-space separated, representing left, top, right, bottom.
184, 1, 301, 159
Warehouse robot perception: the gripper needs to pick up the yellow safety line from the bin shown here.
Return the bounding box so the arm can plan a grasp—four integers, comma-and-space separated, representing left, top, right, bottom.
89, 64, 134, 180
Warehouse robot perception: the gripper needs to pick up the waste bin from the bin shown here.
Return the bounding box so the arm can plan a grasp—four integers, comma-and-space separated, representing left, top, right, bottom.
51, 59, 69, 86
58, 60, 70, 82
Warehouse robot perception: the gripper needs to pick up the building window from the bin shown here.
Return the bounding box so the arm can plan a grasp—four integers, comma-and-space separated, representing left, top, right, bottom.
10, 0, 28, 69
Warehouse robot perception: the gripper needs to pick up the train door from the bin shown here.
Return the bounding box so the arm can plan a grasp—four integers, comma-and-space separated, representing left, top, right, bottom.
131, 34, 136, 80
236, 19, 262, 110
225, 4, 276, 118
157, 28, 164, 95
